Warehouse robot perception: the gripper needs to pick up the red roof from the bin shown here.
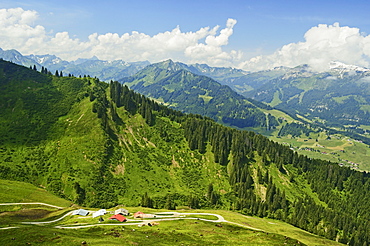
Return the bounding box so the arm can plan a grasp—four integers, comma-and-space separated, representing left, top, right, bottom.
109, 214, 127, 222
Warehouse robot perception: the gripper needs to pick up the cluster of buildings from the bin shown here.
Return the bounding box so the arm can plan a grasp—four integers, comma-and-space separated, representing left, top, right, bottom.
72, 208, 156, 222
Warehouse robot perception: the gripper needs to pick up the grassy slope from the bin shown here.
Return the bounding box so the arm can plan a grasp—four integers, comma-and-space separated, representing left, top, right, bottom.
0, 220, 302, 246
219, 210, 342, 246
0, 179, 71, 206
0, 180, 341, 246
0, 61, 232, 207
112, 111, 231, 206
0, 61, 350, 244
43, 95, 107, 189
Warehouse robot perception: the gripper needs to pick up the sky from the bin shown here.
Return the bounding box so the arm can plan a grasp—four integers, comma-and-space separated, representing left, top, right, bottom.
1, 0, 370, 71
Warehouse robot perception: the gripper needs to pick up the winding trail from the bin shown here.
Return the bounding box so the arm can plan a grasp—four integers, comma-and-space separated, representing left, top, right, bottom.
0, 202, 262, 232
0, 226, 19, 230
55, 212, 227, 229
54, 212, 262, 231
0, 202, 66, 230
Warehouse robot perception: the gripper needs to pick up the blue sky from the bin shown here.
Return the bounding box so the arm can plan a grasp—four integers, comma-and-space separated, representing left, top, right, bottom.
1, 0, 370, 71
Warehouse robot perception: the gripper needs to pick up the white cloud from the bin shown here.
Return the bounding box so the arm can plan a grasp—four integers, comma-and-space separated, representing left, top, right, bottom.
0, 8, 46, 50
184, 18, 242, 66
240, 23, 370, 72
0, 7, 241, 67
3, 8, 370, 72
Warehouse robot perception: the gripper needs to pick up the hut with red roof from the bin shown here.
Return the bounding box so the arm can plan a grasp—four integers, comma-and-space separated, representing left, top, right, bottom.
108, 214, 127, 222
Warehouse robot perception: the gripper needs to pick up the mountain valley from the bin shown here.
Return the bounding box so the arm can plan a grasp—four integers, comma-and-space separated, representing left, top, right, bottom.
0, 58, 370, 245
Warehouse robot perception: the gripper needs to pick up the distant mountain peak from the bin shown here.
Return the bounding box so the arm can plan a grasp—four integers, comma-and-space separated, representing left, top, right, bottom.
25, 54, 67, 67
278, 64, 316, 79
329, 61, 370, 72
73, 56, 100, 65
153, 59, 184, 72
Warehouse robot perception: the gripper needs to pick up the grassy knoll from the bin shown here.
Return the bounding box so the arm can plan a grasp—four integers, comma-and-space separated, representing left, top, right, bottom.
0, 205, 308, 246
0, 219, 302, 246
1, 203, 304, 245
0, 181, 342, 246
0, 179, 72, 207
0, 180, 74, 225
215, 210, 342, 246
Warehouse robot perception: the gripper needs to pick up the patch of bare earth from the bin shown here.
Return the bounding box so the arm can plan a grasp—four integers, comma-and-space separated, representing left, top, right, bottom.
1, 209, 52, 220
115, 164, 125, 175
172, 155, 180, 168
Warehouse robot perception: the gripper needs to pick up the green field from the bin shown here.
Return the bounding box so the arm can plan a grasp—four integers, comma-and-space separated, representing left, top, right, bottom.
0, 180, 72, 207
255, 109, 370, 171
269, 132, 370, 171
0, 219, 303, 246
0, 180, 342, 246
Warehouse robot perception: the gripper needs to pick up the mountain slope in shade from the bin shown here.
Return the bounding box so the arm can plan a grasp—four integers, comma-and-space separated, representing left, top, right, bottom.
120, 59, 278, 129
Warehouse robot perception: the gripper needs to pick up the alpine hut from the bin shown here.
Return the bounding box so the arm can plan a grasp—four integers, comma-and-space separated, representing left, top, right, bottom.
92, 209, 107, 218
115, 208, 129, 216
72, 209, 89, 216
108, 214, 127, 222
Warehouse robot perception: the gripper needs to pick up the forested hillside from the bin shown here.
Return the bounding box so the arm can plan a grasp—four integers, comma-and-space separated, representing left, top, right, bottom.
0, 60, 369, 245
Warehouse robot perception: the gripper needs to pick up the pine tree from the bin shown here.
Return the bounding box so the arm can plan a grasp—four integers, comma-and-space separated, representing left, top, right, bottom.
188, 195, 199, 209
165, 194, 176, 210
141, 192, 153, 208
74, 182, 86, 205
207, 183, 213, 199
257, 168, 263, 184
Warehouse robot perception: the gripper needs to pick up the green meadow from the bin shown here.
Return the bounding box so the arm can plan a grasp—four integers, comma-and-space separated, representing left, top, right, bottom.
0, 180, 342, 246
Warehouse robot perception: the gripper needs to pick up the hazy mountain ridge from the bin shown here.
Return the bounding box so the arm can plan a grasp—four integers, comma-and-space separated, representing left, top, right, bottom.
0, 48, 251, 85
0, 48, 37, 67
0, 48, 150, 81
174, 60, 249, 84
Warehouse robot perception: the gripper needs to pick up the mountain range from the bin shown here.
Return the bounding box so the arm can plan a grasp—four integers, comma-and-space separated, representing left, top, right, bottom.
1, 59, 370, 244
0, 48, 246, 83
3, 48, 370, 171
0, 48, 150, 81
222, 62, 370, 130
119, 59, 278, 129
7, 47, 370, 132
